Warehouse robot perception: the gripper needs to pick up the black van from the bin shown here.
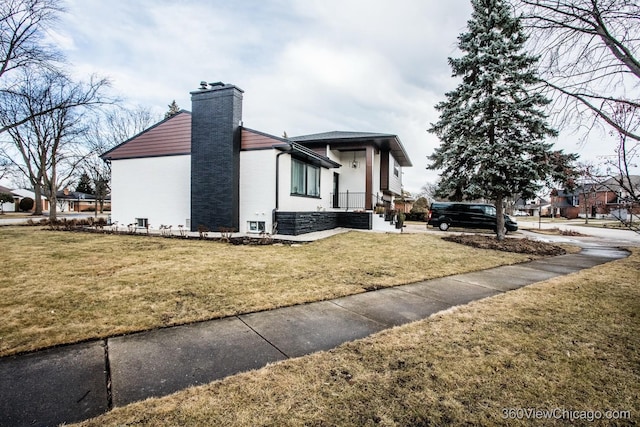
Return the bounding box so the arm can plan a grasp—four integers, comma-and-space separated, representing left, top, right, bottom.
427, 202, 518, 233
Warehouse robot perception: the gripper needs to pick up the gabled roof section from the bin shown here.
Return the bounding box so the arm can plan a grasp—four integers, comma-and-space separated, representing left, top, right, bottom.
241, 127, 289, 150
290, 131, 412, 167
101, 111, 192, 160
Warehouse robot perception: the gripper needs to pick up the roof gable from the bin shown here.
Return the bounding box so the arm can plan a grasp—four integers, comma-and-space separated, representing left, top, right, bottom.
101, 111, 192, 160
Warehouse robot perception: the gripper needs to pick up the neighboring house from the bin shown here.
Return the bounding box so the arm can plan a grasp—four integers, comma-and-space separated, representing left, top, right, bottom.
56, 188, 111, 213
102, 82, 412, 235
10, 188, 49, 212
393, 195, 415, 214
514, 197, 549, 217
548, 175, 640, 219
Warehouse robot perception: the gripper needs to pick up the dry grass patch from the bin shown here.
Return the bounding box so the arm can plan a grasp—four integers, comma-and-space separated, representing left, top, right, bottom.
76, 249, 640, 427
0, 227, 536, 356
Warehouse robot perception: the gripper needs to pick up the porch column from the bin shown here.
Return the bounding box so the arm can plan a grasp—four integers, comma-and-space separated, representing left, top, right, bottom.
365, 145, 373, 210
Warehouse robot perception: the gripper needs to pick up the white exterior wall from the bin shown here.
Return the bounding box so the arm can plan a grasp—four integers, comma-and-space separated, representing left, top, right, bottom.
240, 150, 277, 234
333, 150, 366, 194
373, 149, 381, 200
388, 153, 403, 195
110, 155, 190, 228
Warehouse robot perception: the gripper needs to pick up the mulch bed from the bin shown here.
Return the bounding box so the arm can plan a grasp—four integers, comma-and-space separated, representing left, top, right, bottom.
442, 234, 567, 256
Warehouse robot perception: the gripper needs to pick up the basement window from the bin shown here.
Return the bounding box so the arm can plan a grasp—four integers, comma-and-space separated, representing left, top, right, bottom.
248, 221, 266, 233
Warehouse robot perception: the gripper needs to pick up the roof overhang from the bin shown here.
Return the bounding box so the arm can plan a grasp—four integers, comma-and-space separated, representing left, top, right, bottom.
290, 132, 412, 167
274, 143, 341, 169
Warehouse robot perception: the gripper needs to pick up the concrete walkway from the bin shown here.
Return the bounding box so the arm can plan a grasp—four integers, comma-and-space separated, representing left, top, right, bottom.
0, 246, 629, 427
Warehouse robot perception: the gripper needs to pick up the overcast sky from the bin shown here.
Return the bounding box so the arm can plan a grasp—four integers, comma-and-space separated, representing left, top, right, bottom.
47, 0, 632, 194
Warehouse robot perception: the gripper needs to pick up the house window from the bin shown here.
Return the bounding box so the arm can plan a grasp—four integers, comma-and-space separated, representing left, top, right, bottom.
136, 218, 148, 228
248, 221, 266, 233
291, 158, 320, 197
393, 159, 400, 177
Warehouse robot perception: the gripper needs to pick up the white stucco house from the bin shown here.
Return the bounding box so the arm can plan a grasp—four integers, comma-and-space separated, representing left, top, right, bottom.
102, 82, 412, 235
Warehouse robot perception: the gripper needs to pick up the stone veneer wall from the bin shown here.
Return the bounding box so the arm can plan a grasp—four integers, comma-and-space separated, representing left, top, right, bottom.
275, 211, 372, 235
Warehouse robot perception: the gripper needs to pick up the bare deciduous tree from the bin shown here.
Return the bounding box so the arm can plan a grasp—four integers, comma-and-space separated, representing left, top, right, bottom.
515, 0, 640, 141
0, 70, 110, 219
0, 0, 71, 134
603, 104, 640, 203
0, 0, 63, 80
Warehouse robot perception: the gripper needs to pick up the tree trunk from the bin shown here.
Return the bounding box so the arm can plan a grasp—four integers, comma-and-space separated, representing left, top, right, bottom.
48, 191, 57, 221
33, 183, 43, 215
495, 196, 506, 241
47, 167, 58, 222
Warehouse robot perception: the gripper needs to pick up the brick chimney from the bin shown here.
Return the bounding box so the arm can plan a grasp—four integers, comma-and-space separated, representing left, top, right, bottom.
190, 81, 244, 232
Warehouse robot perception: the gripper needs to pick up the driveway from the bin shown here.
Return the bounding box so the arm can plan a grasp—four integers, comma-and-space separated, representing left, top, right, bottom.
405, 221, 640, 248
516, 219, 640, 247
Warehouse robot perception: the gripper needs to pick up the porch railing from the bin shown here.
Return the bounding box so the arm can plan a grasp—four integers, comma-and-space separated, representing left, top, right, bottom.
330, 191, 384, 210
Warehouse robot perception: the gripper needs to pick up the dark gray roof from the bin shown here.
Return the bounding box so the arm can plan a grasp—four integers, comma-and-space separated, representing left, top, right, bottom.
290, 131, 396, 141
290, 131, 412, 167
57, 190, 95, 200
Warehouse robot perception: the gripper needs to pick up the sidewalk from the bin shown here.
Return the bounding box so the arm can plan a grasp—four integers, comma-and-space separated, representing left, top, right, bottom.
0, 246, 629, 427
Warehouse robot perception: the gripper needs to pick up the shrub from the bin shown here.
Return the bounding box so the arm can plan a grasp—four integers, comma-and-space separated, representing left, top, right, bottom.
19, 197, 34, 212
405, 211, 427, 222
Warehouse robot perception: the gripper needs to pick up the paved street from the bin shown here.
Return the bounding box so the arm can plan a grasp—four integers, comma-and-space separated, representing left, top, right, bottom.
516, 219, 640, 247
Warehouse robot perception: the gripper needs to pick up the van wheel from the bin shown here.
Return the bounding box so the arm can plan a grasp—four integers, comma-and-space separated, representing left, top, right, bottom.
439, 222, 450, 231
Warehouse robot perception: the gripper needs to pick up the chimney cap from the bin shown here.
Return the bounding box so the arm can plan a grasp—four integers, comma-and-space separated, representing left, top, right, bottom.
208, 81, 225, 88
199, 81, 208, 90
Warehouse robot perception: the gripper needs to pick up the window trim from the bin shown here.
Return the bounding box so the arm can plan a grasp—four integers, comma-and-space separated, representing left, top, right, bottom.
248, 221, 266, 233
291, 157, 321, 198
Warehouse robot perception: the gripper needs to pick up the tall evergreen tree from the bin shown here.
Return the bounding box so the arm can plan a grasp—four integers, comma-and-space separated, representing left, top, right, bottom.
164, 100, 181, 119
75, 172, 93, 194
428, 0, 576, 240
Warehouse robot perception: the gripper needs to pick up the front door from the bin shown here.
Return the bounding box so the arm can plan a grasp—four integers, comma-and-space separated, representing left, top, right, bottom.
333, 173, 339, 208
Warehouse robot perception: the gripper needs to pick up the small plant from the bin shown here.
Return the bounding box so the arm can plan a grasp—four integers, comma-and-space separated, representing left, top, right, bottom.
95, 217, 106, 231
396, 212, 406, 231
159, 225, 172, 237
198, 225, 209, 239
218, 227, 234, 242
127, 223, 135, 234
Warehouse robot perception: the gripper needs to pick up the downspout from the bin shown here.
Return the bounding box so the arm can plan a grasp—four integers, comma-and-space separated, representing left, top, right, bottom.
274, 145, 292, 226
275, 151, 287, 210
